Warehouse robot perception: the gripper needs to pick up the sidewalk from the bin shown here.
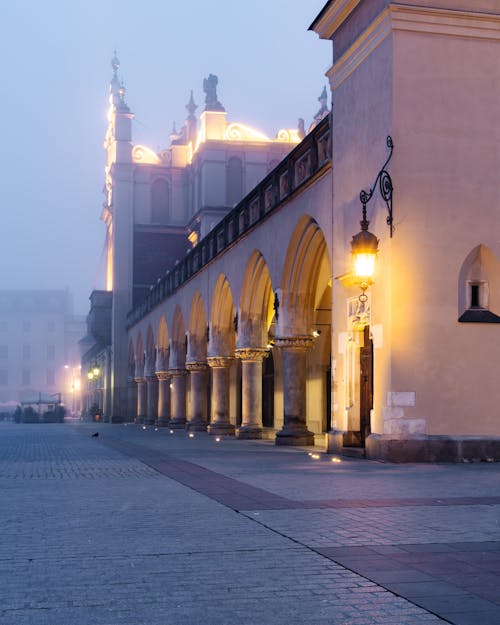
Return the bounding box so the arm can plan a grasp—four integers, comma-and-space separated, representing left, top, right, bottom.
0, 422, 499, 625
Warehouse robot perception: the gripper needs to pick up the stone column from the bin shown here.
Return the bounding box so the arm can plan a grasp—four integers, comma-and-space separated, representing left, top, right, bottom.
134, 377, 147, 424
235, 348, 268, 439
186, 363, 208, 431
145, 375, 158, 425
274, 337, 314, 446
207, 357, 235, 436
156, 372, 171, 427
169, 369, 187, 428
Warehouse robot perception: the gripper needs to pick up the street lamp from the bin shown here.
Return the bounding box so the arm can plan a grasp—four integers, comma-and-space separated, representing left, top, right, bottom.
351, 136, 394, 300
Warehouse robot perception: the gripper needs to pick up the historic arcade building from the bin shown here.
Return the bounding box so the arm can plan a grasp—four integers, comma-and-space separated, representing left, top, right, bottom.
83, 0, 500, 461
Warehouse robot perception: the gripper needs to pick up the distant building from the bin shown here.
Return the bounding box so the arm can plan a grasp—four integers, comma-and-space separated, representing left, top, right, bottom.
0, 290, 85, 413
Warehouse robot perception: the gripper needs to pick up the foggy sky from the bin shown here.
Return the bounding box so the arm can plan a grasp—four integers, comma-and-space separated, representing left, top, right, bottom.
0, 0, 329, 315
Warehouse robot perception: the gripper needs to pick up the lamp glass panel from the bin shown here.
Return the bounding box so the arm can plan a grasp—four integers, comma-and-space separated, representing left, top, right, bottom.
353, 253, 376, 280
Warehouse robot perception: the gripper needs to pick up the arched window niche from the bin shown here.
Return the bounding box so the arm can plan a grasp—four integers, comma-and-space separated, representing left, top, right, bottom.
151, 178, 170, 224
458, 244, 500, 323
226, 156, 243, 207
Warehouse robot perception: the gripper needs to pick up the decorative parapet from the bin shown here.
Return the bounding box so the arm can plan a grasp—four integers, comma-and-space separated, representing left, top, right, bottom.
127, 115, 331, 328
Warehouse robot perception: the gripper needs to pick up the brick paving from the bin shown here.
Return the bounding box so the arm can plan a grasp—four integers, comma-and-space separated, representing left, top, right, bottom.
1, 423, 500, 624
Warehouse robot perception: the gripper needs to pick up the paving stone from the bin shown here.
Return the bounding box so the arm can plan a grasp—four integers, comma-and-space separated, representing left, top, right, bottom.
3, 422, 499, 625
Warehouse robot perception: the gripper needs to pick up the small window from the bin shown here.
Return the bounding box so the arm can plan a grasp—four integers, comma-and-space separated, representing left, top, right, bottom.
22, 369, 30, 386
0, 370, 7, 385
48, 320, 56, 332
23, 321, 31, 332
0, 345, 7, 359
23, 344, 30, 360
47, 344, 55, 361
0, 321, 7, 332
470, 284, 480, 308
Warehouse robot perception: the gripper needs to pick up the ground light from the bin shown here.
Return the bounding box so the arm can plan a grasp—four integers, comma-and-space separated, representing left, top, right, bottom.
188, 433, 194, 438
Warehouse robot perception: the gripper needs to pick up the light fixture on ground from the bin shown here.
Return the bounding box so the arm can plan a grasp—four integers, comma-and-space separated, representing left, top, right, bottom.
351, 136, 394, 301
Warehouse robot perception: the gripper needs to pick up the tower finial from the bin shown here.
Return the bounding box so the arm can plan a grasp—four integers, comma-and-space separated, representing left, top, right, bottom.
186, 90, 197, 118
111, 50, 120, 75
313, 85, 329, 123
109, 51, 130, 113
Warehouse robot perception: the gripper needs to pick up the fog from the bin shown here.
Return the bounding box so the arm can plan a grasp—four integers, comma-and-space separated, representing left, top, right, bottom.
0, 0, 329, 315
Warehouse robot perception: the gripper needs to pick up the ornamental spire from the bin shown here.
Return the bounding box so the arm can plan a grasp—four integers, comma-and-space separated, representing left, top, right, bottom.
313, 85, 328, 123
109, 51, 129, 112
186, 90, 197, 119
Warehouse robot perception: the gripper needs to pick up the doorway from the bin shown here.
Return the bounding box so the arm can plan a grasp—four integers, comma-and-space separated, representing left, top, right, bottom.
359, 325, 373, 447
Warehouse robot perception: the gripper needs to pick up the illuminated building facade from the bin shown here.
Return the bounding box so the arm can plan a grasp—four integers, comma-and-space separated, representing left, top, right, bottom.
85, 0, 500, 461
83, 56, 311, 419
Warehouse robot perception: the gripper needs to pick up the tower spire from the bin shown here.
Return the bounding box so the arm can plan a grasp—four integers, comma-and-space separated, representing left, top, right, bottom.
184, 90, 198, 144
109, 51, 129, 112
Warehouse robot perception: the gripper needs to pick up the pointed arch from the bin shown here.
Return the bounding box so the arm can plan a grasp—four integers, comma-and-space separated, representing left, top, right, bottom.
188, 291, 208, 362
458, 244, 500, 321
156, 316, 169, 371
128, 340, 136, 380
145, 325, 156, 375
170, 305, 187, 368
238, 250, 274, 347
279, 215, 331, 336
210, 274, 235, 356
135, 333, 145, 378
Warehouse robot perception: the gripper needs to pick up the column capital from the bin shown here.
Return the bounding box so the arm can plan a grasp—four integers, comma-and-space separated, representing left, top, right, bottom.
134, 377, 146, 384
274, 336, 314, 351
235, 347, 269, 362
186, 362, 208, 372
156, 371, 171, 381
145, 375, 158, 383
169, 368, 187, 378
207, 356, 233, 369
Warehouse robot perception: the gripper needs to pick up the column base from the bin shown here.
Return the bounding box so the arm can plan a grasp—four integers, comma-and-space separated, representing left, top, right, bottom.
110, 415, 125, 424
187, 420, 208, 432
208, 423, 235, 436
144, 417, 156, 425
168, 419, 187, 429
157, 418, 170, 428
236, 426, 263, 439
135, 416, 145, 425
275, 428, 314, 446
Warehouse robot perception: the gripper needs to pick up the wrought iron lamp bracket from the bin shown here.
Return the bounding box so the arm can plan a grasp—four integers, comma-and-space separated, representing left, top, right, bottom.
359, 136, 394, 237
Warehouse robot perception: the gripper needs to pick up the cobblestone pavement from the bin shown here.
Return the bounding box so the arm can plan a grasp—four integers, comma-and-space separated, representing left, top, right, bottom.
1, 423, 499, 625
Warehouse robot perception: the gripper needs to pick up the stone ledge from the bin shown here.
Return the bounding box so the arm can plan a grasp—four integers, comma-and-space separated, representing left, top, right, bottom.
366, 434, 500, 463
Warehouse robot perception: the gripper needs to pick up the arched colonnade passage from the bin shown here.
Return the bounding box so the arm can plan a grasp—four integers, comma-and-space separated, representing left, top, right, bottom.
128, 215, 333, 445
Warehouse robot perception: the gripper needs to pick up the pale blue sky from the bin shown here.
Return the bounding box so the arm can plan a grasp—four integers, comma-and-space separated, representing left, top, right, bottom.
0, 0, 329, 314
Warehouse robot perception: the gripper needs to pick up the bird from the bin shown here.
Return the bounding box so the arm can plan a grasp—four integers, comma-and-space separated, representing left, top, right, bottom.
91, 432, 99, 438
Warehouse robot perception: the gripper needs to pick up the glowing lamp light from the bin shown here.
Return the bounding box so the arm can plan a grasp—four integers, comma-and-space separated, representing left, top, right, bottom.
215, 437, 221, 443
188, 433, 194, 438
142, 425, 146, 430
311, 453, 321, 460
351, 227, 378, 280
331, 457, 342, 463
87, 371, 94, 380
92, 365, 101, 377
169, 429, 174, 434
